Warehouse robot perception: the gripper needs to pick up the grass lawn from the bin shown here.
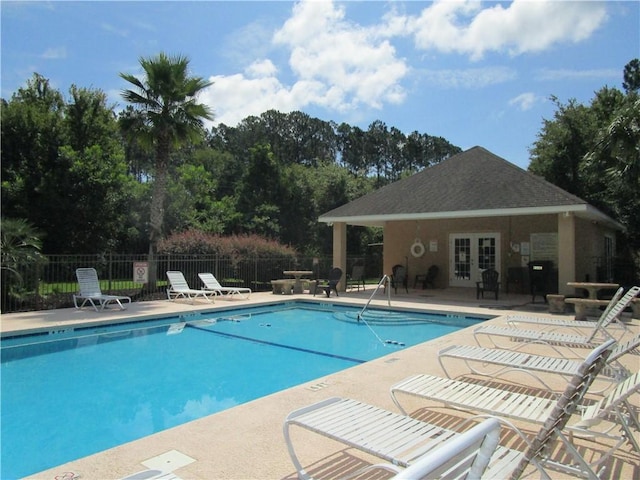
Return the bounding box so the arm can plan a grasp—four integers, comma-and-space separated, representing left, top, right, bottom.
39, 280, 168, 295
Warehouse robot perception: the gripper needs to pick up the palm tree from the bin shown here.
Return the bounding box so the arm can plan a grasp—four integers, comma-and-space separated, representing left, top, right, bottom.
1, 218, 46, 311
120, 53, 213, 284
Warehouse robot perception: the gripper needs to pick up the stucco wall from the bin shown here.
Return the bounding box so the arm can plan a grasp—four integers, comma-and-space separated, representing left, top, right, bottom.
382, 214, 590, 291
574, 217, 616, 283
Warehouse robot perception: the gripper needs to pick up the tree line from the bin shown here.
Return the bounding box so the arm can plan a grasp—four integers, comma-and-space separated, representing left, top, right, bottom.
2, 54, 638, 279
1, 58, 460, 258
528, 58, 640, 264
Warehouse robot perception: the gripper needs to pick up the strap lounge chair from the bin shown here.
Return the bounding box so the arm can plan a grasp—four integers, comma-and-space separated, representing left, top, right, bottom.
120, 469, 182, 480
73, 267, 132, 311
506, 286, 638, 334
391, 344, 640, 466
368, 417, 501, 479
166, 271, 214, 304
438, 333, 640, 392
391, 369, 640, 469
284, 340, 615, 480
198, 272, 251, 299
471, 288, 637, 350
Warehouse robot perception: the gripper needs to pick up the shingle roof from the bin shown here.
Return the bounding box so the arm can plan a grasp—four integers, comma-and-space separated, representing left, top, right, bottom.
319, 146, 617, 227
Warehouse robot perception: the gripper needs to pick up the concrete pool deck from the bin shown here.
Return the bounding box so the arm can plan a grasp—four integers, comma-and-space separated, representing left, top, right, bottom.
2, 287, 639, 479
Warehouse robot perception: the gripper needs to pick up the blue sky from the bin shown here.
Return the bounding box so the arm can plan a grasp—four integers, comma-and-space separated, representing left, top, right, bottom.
2, 1, 638, 169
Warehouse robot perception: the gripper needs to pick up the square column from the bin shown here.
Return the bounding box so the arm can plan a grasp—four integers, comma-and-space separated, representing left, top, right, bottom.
558, 212, 576, 295
332, 222, 347, 291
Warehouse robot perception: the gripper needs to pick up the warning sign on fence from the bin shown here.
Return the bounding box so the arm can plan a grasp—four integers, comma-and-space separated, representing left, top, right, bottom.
133, 262, 149, 284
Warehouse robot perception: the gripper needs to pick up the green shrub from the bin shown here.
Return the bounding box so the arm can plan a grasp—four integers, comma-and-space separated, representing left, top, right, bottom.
157, 230, 298, 258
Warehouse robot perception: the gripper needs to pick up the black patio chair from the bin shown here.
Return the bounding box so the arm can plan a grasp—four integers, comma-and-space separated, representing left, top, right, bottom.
346, 265, 365, 291
415, 265, 439, 289
391, 264, 409, 294
425, 265, 439, 288
313, 267, 343, 298
476, 268, 500, 300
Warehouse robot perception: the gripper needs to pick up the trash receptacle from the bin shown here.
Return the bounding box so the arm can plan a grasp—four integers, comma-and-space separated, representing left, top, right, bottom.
528, 261, 553, 303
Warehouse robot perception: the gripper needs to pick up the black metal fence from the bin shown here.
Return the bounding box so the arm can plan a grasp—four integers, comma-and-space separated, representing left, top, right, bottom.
1, 253, 377, 313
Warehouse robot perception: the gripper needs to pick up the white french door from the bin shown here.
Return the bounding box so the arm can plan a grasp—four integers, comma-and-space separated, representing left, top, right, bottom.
449, 233, 501, 287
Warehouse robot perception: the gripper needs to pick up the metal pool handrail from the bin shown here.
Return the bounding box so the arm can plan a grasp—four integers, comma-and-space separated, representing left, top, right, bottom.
357, 275, 391, 320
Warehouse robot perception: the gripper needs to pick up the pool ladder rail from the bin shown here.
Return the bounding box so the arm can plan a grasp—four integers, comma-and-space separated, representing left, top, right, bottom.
355, 275, 405, 347
357, 274, 391, 320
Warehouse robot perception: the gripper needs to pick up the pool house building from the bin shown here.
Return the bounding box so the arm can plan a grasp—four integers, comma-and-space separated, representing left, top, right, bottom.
319, 146, 624, 297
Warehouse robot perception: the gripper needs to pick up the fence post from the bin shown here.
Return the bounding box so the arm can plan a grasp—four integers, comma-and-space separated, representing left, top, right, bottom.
254, 255, 258, 291
35, 261, 43, 311
108, 251, 113, 293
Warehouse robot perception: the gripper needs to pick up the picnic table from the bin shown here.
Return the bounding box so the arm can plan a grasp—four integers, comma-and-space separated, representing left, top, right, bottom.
566, 282, 619, 300
565, 282, 619, 320
283, 270, 314, 294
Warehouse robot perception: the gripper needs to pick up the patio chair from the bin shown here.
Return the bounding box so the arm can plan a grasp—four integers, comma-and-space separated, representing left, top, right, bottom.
391, 358, 640, 467
506, 286, 638, 333
313, 267, 342, 297
198, 272, 251, 299
391, 264, 408, 294
119, 469, 181, 480
424, 264, 439, 289
476, 268, 500, 300
346, 265, 365, 291
73, 267, 132, 311
438, 333, 640, 392
473, 286, 636, 350
368, 418, 501, 479
166, 271, 214, 304
284, 339, 614, 480
414, 264, 439, 289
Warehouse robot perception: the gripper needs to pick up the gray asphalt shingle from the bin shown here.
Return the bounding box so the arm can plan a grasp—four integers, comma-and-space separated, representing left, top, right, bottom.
321, 146, 587, 219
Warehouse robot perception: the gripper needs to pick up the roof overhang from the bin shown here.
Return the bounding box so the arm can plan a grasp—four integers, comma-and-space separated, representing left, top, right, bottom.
319, 204, 624, 230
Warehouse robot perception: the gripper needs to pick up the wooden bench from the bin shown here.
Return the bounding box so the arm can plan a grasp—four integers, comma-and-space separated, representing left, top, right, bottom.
271, 279, 295, 295
564, 298, 610, 320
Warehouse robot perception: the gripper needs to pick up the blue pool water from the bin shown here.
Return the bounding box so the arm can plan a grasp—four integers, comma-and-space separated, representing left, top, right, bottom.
1, 301, 487, 478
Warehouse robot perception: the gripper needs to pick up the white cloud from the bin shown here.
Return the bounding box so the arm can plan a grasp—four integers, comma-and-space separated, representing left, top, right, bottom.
246, 59, 278, 78
273, 0, 408, 109
41, 47, 67, 60
201, 66, 325, 126
204, 0, 408, 126
536, 68, 620, 81
408, 0, 607, 60
201, 0, 608, 126
102, 22, 129, 37
509, 92, 539, 111
420, 66, 517, 89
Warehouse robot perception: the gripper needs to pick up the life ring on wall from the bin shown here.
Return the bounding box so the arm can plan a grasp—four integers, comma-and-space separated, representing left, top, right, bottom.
410, 240, 425, 258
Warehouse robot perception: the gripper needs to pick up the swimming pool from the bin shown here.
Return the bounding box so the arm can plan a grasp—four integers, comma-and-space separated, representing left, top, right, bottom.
1, 301, 487, 478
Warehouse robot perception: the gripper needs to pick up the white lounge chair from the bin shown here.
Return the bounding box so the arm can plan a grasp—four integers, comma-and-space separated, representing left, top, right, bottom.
391, 370, 640, 468
438, 333, 640, 392
120, 469, 182, 480
284, 340, 614, 480
166, 271, 214, 303
198, 272, 251, 299
391, 342, 640, 465
474, 287, 638, 351
73, 267, 132, 311
506, 286, 638, 334
370, 417, 501, 479
472, 290, 634, 351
